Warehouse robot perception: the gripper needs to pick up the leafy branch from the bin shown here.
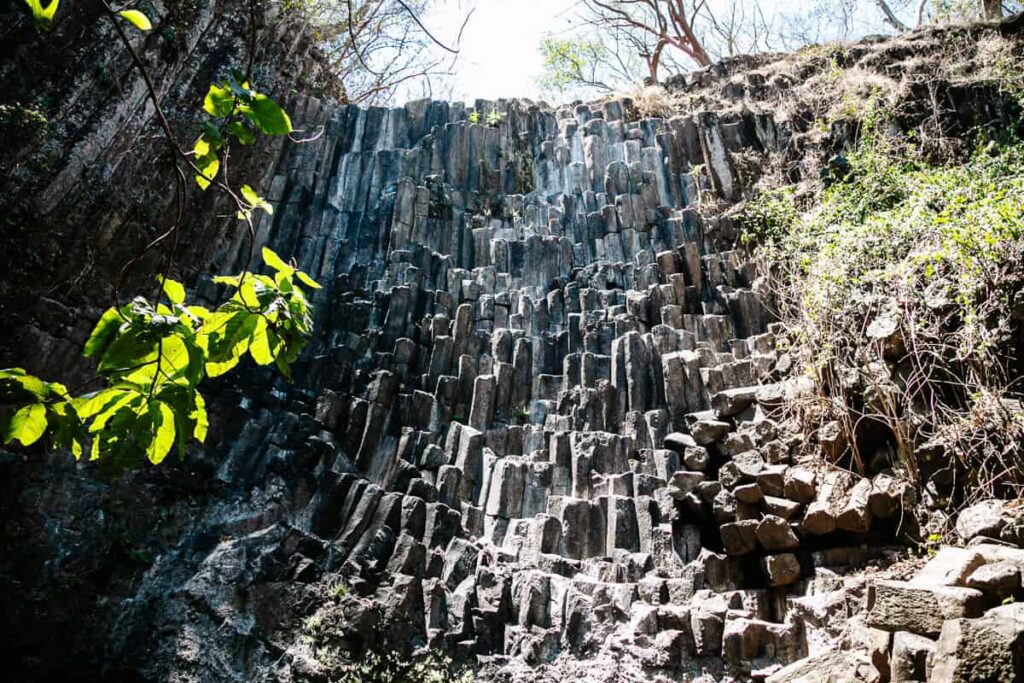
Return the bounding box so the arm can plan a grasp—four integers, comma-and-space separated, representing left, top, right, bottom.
1, 248, 320, 470
7, 1, 319, 471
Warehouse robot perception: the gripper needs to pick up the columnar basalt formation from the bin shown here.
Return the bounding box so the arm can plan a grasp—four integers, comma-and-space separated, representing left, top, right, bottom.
7, 23, 1024, 682
177, 93, 916, 680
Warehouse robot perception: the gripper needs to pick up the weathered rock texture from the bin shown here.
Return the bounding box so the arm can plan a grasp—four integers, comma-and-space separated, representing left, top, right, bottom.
4, 17, 1024, 683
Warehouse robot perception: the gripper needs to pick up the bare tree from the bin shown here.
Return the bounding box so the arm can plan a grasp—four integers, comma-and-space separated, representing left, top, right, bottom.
293, 0, 473, 105
875, 0, 911, 30
701, 0, 777, 58
580, 1, 713, 81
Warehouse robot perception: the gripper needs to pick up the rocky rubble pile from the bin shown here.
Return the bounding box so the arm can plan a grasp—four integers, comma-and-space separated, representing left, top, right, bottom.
766, 541, 1024, 683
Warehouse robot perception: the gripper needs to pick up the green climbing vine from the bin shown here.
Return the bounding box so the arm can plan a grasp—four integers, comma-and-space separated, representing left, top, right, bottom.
3, 2, 319, 470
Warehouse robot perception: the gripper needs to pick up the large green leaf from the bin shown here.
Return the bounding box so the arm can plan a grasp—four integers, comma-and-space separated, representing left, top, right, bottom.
244, 94, 292, 135
0, 368, 49, 401
296, 271, 322, 290
160, 276, 185, 306
249, 317, 274, 366
203, 83, 235, 118
84, 308, 125, 358
203, 311, 258, 377
146, 401, 176, 465
3, 403, 47, 446
262, 247, 293, 275
97, 327, 158, 374
48, 401, 84, 459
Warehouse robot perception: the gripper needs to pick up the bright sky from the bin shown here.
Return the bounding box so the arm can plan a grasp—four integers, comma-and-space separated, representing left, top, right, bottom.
417, 0, 893, 105
422, 0, 580, 102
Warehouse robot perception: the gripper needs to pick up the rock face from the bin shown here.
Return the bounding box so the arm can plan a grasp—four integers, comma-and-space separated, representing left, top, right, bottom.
4, 20, 1024, 683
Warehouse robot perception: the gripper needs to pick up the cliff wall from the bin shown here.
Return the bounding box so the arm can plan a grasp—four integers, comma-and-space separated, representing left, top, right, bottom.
2, 13, 1024, 682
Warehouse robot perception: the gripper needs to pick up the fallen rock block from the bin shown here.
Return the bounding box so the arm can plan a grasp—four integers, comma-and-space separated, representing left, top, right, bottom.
712, 386, 760, 418
929, 602, 1024, 682
765, 649, 870, 683
722, 616, 799, 666
784, 466, 817, 504
956, 499, 1007, 542
663, 431, 697, 454
910, 547, 985, 587
836, 478, 872, 533
762, 553, 802, 587
721, 520, 759, 556
691, 418, 731, 445
668, 470, 706, 500
802, 470, 854, 536
756, 515, 801, 552
867, 580, 985, 637
890, 630, 934, 682
965, 560, 1021, 600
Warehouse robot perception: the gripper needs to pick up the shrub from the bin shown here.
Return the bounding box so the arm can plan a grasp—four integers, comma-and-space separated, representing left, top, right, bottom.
743, 130, 1024, 504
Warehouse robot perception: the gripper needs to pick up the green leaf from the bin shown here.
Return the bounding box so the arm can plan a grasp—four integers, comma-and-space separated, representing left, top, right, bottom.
212, 275, 241, 287
243, 93, 292, 135
262, 247, 294, 276
193, 135, 220, 190
3, 403, 47, 446
119, 9, 152, 31
97, 327, 158, 375
24, 0, 59, 31
249, 318, 274, 366
77, 388, 129, 420
296, 270, 322, 290
227, 121, 255, 145
48, 401, 84, 459
160, 276, 186, 305
84, 308, 125, 358
87, 391, 140, 433
241, 184, 274, 216
192, 392, 208, 442
203, 311, 258, 377
203, 83, 236, 118
146, 401, 176, 465
0, 368, 49, 401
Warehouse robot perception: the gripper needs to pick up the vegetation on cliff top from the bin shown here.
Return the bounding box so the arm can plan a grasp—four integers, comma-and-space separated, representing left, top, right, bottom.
743, 120, 1024, 508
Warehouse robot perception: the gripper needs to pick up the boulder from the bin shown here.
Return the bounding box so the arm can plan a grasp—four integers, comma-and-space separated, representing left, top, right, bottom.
762, 553, 802, 586
668, 470, 706, 500
712, 386, 760, 418
965, 561, 1021, 600
929, 603, 1024, 682
910, 548, 985, 587
766, 650, 869, 683
867, 580, 985, 637
784, 467, 817, 504
890, 630, 934, 682
691, 418, 731, 445
721, 520, 759, 556
664, 431, 697, 454
756, 515, 801, 552
956, 500, 1006, 542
